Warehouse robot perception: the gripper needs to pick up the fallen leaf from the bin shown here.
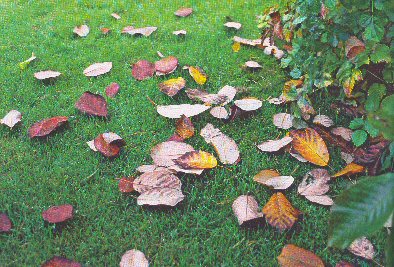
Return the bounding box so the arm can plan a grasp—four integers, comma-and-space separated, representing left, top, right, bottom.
155, 56, 178, 75
263, 192, 301, 231
19, 52, 36, 70
0, 213, 12, 232
244, 61, 262, 69
121, 26, 134, 33
233, 36, 262, 46
313, 125, 354, 154
336, 261, 355, 267
176, 115, 194, 139
188, 66, 207, 85
28, 116, 68, 138
200, 123, 240, 164
136, 164, 170, 173
105, 82, 120, 98
234, 98, 262, 111
131, 60, 155, 80
100, 27, 111, 34
298, 169, 333, 206
232, 195, 264, 226
173, 30, 187, 36
257, 136, 292, 152
331, 127, 353, 142
353, 140, 390, 165
133, 170, 181, 193
232, 42, 241, 52
42, 256, 81, 267
111, 13, 121, 20
151, 141, 194, 167
156, 104, 210, 118
289, 151, 308, 162
341, 152, 354, 164
175, 7, 193, 17
290, 128, 330, 166
83, 62, 112, 77
174, 151, 217, 169
346, 36, 365, 60
277, 244, 324, 267
348, 237, 374, 260
118, 177, 134, 193
34, 70, 61, 80
93, 132, 125, 158
120, 249, 149, 267
75, 91, 108, 117
332, 163, 365, 178
210, 106, 229, 119
73, 24, 89, 37
42, 204, 73, 224
167, 133, 184, 142
122, 26, 157, 36
224, 21, 242, 30
217, 85, 237, 104
159, 77, 186, 97
254, 170, 294, 190
186, 89, 227, 105
270, 11, 284, 40
313, 115, 334, 127
273, 113, 293, 129
137, 187, 184, 206
1, 110, 22, 128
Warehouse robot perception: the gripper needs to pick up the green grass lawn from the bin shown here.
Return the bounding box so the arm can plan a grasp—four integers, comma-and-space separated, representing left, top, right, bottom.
0, 1, 388, 266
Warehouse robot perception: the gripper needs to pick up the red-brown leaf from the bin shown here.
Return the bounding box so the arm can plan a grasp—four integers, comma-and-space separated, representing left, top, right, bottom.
118, 177, 134, 193
42, 204, 73, 224
75, 91, 108, 117
28, 116, 68, 138
94, 133, 125, 158
0, 213, 12, 232
105, 82, 120, 98
131, 60, 155, 81
42, 256, 81, 267
155, 56, 178, 74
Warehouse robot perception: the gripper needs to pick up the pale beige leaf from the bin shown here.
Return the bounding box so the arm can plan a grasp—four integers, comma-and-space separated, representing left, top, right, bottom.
234, 98, 262, 111
298, 169, 330, 196
232, 195, 263, 225
174, 7, 193, 17
1, 110, 22, 128
34, 70, 61, 80
313, 115, 334, 127
151, 141, 194, 167
244, 61, 262, 68
111, 13, 121, 20
186, 89, 227, 105
224, 22, 242, 30
331, 127, 353, 142
122, 26, 157, 36
120, 249, 149, 267
304, 195, 334, 206
273, 113, 293, 129
217, 85, 237, 105
254, 173, 294, 190
136, 165, 170, 173
157, 104, 210, 118
348, 237, 374, 260
73, 24, 89, 37
257, 136, 293, 152
210, 106, 229, 119
133, 170, 181, 193
86, 140, 97, 151
341, 152, 354, 164
83, 62, 112, 77
233, 36, 262, 46
173, 30, 187, 36
137, 188, 184, 206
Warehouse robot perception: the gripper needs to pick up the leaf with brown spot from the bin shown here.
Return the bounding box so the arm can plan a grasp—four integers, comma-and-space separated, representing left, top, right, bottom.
1, 110, 22, 128
210, 106, 229, 119
173, 30, 187, 36
0, 213, 12, 232
313, 115, 334, 128
233, 36, 262, 46
155, 56, 178, 75
254, 170, 294, 190
34, 70, 61, 80
188, 66, 207, 85
273, 113, 293, 129
277, 244, 324, 267
346, 36, 365, 60
73, 24, 89, 37
257, 136, 293, 152
157, 104, 210, 118
234, 98, 262, 111
174, 7, 193, 17
348, 237, 374, 260
131, 60, 155, 81
290, 128, 330, 166
175, 151, 217, 169
83, 62, 112, 77
118, 177, 134, 193
120, 249, 149, 267
75, 91, 108, 117
122, 26, 157, 36
28, 116, 68, 138
93, 132, 125, 158
224, 22, 242, 30
262, 192, 301, 231
298, 169, 333, 206
186, 89, 228, 105
42, 256, 81, 267
232, 195, 264, 226
176, 115, 194, 139
105, 82, 120, 98
42, 204, 73, 224
159, 77, 186, 97
332, 163, 365, 178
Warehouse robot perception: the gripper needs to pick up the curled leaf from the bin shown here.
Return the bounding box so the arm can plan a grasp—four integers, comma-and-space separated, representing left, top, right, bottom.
75, 91, 108, 117
244, 61, 262, 69
155, 56, 178, 75
298, 169, 333, 206
159, 77, 186, 97
1, 110, 22, 128
122, 26, 157, 36
313, 115, 334, 128
93, 132, 125, 158
132, 60, 155, 81
348, 237, 374, 260
111, 13, 121, 20
173, 30, 187, 36
257, 136, 292, 152
174, 151, 217, 169
186, 89, 227, 105
83, 62, 112, 77
224, 22, 242, 30
19, 52, 36, 70
42, 204, 73, 224
233, 36, 261, 46
346, 36, 365, 60
232, 195, 264, 226
28, 116, 68, 138
210, 106, 229, 119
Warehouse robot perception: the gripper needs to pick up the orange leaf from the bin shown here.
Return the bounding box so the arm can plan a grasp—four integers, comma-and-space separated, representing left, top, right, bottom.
277, 244, 324, 267
262, 192, 301, 231
332, 163, 365, 178
175, 151, 217, 169
290, 128, 329, 166
176, 115, 194, 139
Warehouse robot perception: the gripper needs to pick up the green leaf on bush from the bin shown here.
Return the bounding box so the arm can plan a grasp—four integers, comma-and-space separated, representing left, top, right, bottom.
328, 173, 394, 249
365, 83, 386, 112
371, 44, 392, 63
363, 19, 384, 42
352, 130, 367, 147
369, 95, 394, 141
364, 121, 379, 138
290, 68, 302, 78
349, 118, 365, 130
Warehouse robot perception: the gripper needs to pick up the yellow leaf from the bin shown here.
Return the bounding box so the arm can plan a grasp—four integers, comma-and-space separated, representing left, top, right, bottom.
232, 42, 241, 52
175, 151, 217, 169
189, 66, 207, 85
277, 244, 324, 267
290, 128, 329, 166
343, 69, 362, 97
159, 77, 186, 97
332, 162, 365, 178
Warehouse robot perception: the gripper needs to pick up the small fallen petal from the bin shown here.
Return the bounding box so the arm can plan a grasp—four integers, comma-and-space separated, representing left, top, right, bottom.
1, 110, 22, 128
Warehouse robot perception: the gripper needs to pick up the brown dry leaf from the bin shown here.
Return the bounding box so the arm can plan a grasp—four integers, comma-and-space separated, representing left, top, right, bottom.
233, 36, 262, 46
298, 169, 333, 206
346, 36, 365, 60
273, 113, 293, 129
200, 123, 240, 164
232, 195, 264, 226
174, 7, 193, 17
224, 22, 242, 30
133, 170, 181, 193
168, 133, 184, 142
1, 110, 22, 128
100, 27, 111, 34
137, 187, 184, 206
262, 192, 301, 231
132, 60, 155, 81
118, 177, 134, 193
34, 70, 61, 80
175, 151, 217, 169
111, 13, 121, 20
42, 256, 81, 267
176, 115, 194, 139
155, 56, 178, 75
244, 61, 262, 69
188, 66, 207, 85
234, 98, 262, 111
73, 24, 89, 37
277, 244, 324, 267
93, 132, 125, 158
253, 170, 294, 190
257, 136, 293, 152
28, 116, 68, 138
42, 204, 73, 224
159, 77, 186, 97
173, 30, 187, 36
0, 213, 12, 232
313, 115, 334, 128
83, 62, 112, 77
348, 237, 374, 260
232, 42, 241, 52
290, 128, 330, 166
331, 127, 353, 142
332, 163, 365, 178
120, 249, 149, 267
186, 89, 227, 105
105, 82, 120, 98
75, 91, 108, 117
156, 104, 210, 118
210, 106, 229, 119
122, 26, 157, 36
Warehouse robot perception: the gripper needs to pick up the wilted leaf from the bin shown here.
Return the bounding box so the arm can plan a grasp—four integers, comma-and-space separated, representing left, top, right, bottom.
232, 42, 241, 52
157, 104, 210, 118
332, 163, 365, 178
348, 237, 375, 260
175, 151, 217, 169
200, 123, 240, 164
257, 136, 292, 152
42, 204, 73, 224
122, 26, 157, 36
254, 170, 294, 190
298, 169, 333, 206
244, 61, 262, 69
1, 110, 22, 128
83, 62, 112, 77
186, 89, 227, 105
176, 115, 194, 139
313, 115, 334, 127
174, 7, 193, 17
290, 128, 330, 166
273, 113, 293, 129
233, 36, 262, 46
277, 244, 324, 267
105, 82, 120, 98
262, 192, 301, 231
159, 77, 186, 97
232, 195, 264, 226
132, 60, 155, 81
354, 140, 390, 165
346, 36, 365, 60
173, 30, 187, 36
120, 249, 149, 267
19, 52, 36, 70
42, 256, 81, 267
331, 127, 353, 142
210, 106, 229, 119
155, 56, 178, 75
111, 13, 121, 20
28, 116, 68, 138
118, 177, 134, 193
224, 22, 242, 30
188, 66, 207, 85
73, 24, 89, 37
75, 91, 108, 117
234, 98, 262, 111
34, 70, 61, 80
94, 132, 125, 158
0, 213, 12, 232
